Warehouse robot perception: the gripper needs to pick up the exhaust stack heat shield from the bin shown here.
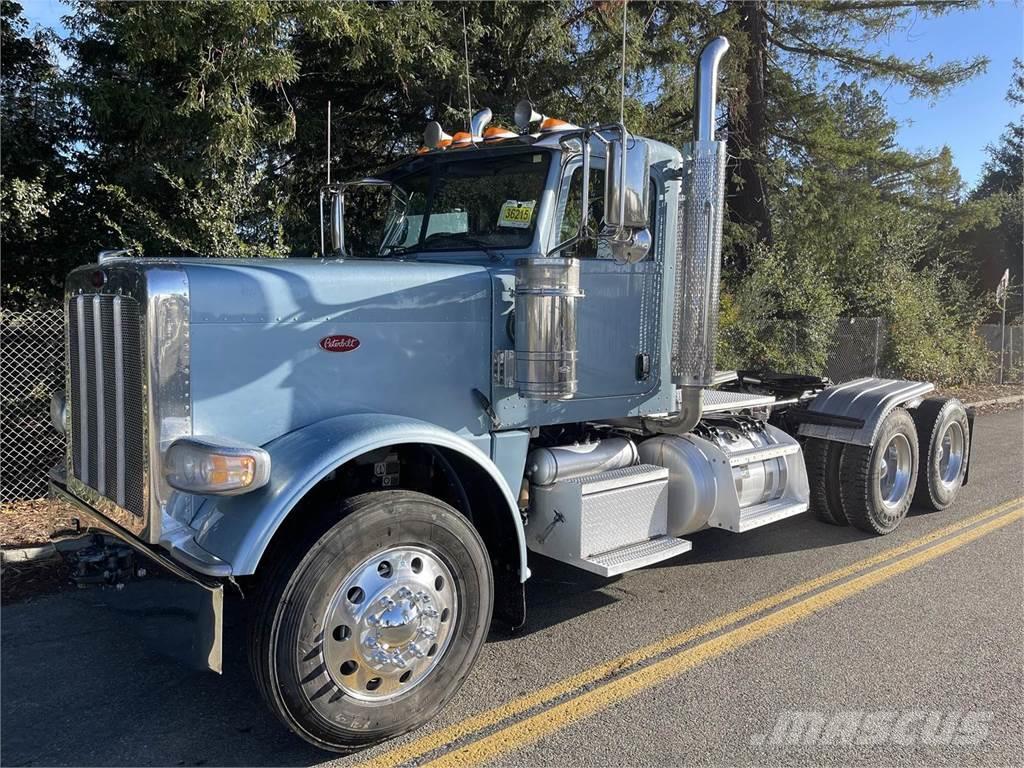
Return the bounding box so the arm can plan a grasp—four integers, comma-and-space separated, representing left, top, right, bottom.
671, 139, 727, 389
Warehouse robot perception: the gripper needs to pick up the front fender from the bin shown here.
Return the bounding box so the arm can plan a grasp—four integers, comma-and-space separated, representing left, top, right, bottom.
190, 413, 528, 580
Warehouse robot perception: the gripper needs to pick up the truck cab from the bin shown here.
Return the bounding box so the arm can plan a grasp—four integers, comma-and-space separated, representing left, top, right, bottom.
47, 37, 973, 753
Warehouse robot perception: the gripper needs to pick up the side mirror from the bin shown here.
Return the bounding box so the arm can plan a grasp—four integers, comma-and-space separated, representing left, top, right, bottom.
330, 191, 344, 254
604, 138, 650, 230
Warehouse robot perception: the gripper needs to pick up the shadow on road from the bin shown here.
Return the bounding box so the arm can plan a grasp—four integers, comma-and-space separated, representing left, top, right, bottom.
1, 592, 329, 766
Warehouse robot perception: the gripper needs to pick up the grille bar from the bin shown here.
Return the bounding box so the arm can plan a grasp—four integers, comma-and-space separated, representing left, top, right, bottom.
114, 297, 126, 507
75, 296, 89, 483
92, 295, 106, 495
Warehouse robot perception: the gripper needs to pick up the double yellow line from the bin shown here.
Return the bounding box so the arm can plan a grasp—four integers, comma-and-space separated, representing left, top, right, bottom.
361, 498, 1024, 768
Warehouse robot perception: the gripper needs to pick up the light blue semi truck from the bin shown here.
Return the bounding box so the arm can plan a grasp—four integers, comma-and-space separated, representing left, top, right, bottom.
48, 38, 973, 751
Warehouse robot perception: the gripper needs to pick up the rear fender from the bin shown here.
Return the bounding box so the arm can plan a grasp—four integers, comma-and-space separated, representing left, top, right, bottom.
189, 413, 528, 581
799, 377, 935, 447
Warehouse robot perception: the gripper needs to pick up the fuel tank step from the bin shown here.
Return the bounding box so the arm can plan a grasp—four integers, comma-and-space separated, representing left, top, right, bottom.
717, 498, 808, 533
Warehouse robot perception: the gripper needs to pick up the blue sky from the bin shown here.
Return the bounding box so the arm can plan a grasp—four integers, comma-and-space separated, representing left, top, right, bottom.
20, 0, 1023, 188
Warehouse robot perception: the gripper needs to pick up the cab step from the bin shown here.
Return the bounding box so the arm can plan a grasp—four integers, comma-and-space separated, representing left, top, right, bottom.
579, 536, 693, 577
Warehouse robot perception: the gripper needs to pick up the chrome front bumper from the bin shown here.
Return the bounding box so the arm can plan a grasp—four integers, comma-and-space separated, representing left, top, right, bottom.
49, 466, 224, 673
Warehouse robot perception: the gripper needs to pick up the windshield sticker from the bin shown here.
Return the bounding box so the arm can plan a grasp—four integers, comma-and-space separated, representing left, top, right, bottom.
498, 200, 536, 229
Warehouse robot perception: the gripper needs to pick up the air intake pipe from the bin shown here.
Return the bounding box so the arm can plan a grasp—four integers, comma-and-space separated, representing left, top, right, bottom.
646, 37, 729, 436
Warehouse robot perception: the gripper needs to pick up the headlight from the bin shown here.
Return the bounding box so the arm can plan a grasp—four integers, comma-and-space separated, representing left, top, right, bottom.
50, 390, 68, 434
164, 437, 271, 496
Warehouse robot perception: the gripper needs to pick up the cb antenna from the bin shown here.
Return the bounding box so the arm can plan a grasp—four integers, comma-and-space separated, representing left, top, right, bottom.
326, 100, 332, 187
462, 7, 472, 131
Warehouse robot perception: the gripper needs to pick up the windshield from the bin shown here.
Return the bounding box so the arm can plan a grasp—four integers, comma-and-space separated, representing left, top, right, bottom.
372, 151, 551, 255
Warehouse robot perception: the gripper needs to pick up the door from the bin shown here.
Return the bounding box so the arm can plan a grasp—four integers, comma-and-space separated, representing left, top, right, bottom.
552, 162, 661, 399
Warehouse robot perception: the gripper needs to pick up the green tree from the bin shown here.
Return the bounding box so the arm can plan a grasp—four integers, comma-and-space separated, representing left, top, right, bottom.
0, 0, 76, 307
961, 59, 1022, 320
720, 0, 986, 275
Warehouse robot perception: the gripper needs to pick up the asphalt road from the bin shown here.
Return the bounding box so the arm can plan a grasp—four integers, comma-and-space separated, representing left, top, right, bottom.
2, 409, 1022, 767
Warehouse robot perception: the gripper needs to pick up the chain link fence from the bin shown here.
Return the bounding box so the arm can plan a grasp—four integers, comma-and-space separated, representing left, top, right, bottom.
1, 310, 66, 503
978, 324, 1023, 384
824, 317, 888, 383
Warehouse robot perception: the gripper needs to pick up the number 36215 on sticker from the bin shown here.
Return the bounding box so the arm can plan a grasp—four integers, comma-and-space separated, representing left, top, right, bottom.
498, 200, 536, 229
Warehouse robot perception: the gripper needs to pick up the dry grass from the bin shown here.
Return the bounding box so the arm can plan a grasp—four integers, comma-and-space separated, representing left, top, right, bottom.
0, 497, 78, 549
937, 384, 1023, 413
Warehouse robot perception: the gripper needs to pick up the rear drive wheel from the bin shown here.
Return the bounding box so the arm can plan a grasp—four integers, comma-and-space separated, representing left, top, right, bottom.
804, 438, 848, 526
249, 490, 493, 752
840, 408, 919, 535
911, 397, 970, 511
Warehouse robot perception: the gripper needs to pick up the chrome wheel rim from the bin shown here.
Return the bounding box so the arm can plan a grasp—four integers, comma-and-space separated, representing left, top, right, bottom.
323, 546, 457, 702
938, 422, 965, 489
878, 433, 913, 508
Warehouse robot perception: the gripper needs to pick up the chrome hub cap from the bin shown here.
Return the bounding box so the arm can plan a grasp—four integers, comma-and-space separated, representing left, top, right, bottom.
323, 546, 457, 701
878, 433, 913, 509
938, 422, 965, 489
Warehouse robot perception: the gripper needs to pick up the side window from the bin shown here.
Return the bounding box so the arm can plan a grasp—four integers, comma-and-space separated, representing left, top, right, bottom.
558, 166, 657, 259
559, 165, 606, 252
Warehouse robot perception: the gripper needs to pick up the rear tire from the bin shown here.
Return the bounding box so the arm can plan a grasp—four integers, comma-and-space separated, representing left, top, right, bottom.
804, 438, 848, 526
911, 397, 970, 511
249, 490, 493, 752
840, 408, 919, 535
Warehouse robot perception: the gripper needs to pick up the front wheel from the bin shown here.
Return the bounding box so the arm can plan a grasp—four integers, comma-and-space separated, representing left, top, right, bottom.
249, 490, 493, 752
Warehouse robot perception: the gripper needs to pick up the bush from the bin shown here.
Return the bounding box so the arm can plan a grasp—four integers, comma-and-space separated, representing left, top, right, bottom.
879, 263, 991, 386
718, 243, 844, 374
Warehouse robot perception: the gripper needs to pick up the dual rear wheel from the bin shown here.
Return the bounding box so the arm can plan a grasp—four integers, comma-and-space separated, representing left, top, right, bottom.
807, 397, 970, 534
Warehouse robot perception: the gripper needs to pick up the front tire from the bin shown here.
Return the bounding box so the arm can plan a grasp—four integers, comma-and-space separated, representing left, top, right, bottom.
840, 408, 919, 535
249, 490, 493, 752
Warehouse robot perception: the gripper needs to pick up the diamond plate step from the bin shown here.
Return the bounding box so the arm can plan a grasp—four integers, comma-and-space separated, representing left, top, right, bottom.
701, 388, 776, 413
578, 535, 693, 577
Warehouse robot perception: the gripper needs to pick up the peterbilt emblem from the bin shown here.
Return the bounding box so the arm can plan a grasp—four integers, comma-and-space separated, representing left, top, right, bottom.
319, 334, 360, 352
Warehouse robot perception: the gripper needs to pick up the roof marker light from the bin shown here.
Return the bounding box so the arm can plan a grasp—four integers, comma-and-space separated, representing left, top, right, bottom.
540, 116, 580, 133
483, 126, 518, 142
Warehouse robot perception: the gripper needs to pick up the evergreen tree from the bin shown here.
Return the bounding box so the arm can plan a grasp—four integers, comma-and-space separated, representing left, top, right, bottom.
0, 0, 75, 306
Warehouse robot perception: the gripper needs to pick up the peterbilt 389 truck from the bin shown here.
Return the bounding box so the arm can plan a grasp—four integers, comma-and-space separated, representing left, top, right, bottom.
47, 38, 973, 752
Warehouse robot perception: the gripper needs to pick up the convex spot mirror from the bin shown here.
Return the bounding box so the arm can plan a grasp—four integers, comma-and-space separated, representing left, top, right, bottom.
604, 138, 650, 230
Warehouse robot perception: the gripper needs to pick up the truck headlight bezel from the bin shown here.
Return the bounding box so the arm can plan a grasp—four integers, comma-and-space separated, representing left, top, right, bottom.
164, 436, 271, 496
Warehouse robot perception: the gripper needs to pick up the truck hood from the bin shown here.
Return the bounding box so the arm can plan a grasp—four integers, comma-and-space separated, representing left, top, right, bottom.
169, 257, 494, 445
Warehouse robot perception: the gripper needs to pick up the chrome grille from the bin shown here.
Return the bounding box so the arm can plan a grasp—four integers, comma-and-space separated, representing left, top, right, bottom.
67, 294, 146, 517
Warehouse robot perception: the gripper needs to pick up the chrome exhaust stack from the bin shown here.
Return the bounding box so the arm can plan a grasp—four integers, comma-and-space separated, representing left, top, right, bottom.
648, 36, 729, 435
